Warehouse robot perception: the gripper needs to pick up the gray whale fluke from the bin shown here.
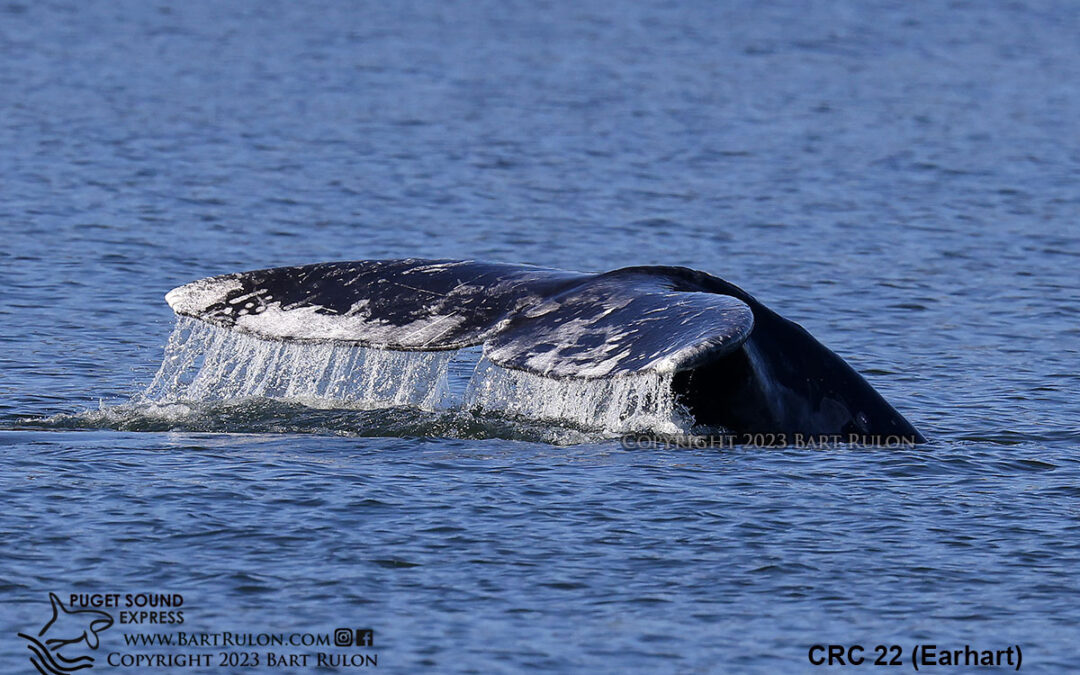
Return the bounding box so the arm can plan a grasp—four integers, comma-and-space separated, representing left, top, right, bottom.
166, 258, 924, 443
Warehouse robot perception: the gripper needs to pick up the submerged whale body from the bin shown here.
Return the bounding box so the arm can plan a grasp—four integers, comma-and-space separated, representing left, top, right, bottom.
165, 259, 924, 443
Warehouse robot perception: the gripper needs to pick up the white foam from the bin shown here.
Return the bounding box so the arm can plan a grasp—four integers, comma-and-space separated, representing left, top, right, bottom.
140, 316, 453, 410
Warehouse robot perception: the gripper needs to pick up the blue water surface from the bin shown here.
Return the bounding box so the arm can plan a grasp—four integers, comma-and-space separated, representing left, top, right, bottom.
2, 1, 1079, 672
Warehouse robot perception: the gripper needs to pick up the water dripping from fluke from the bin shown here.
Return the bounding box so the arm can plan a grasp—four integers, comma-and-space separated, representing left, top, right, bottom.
139, 317, 456, 411
464, 357, 688, 435
37, 317, 694, 442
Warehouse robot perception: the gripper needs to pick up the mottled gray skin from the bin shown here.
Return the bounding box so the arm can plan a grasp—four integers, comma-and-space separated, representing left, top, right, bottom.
168, 259, 924, 444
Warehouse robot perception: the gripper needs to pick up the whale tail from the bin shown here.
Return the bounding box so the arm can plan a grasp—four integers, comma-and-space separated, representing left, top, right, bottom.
164, 259, 924, 442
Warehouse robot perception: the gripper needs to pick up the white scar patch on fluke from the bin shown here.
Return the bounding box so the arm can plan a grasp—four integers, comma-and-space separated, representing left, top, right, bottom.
231, 303, 469, 347
164, 276, 244, 316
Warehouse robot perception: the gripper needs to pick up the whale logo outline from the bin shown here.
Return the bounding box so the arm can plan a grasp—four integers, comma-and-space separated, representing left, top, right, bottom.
17, 593, 114, 675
